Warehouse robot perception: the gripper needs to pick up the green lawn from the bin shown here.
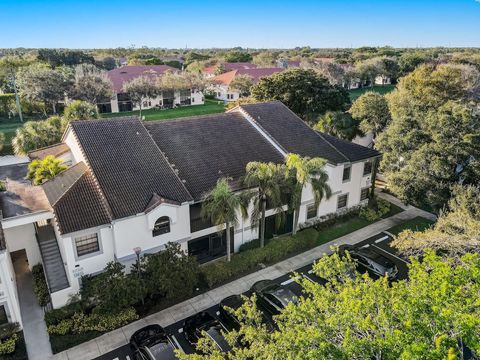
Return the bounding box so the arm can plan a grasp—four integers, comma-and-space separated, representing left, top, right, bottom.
101, 99, 226, 122
348, 84, 395, 101
387, 216, 435, 236
0, 116, 33, 155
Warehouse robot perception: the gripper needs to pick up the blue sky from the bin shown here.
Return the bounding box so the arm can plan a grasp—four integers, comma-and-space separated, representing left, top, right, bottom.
1, 0, 479, 48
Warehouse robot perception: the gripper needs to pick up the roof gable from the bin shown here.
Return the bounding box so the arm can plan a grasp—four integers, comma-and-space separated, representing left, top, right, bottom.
70, 117, 192, 219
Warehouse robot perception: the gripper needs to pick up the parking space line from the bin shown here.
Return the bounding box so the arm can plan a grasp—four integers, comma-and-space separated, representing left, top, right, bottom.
178, 328, 183, 333
281, 278, 296, 285
374, 236, 389, 243
171, 335, 184, 353
371, 244, 409, 264
126, 356, 130, 360
361, 244, 370, 248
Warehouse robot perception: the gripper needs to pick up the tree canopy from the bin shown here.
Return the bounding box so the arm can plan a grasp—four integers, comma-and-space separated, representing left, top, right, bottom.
349, 92, 391, 137
27, 155, 67, 185
179, 250, 480, 359
63, 100, 99, 121
393, 185, 480, 257
314, 111, 362, 141
224, 51, 253, 63
251, 69, 350, 120
376, 64, 480, 210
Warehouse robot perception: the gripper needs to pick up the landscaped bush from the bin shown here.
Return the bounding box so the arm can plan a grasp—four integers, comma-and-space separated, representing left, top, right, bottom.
359, 197, 391, 221
31, 264, 50, 307
44, 301, 85, 327
47, 307, 138, 335
0, 333, 18, 355
202, 229, 319, 288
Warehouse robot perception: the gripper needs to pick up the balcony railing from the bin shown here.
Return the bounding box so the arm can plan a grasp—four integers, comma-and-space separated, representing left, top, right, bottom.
190, 217, 214, 233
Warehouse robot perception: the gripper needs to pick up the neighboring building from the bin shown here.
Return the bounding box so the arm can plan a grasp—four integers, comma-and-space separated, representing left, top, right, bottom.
276, 59, 301, 68
203, 62, 257, 78
98, 65, 204, 114
210, 68, 284, 102
0, 102, 380, 310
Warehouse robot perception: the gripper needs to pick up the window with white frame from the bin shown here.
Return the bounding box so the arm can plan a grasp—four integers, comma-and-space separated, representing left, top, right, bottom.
363, 160, 373, 176
153, 216, 170, 237
360, 187, 370, 201
342, 165, 351, 182
0, 305, 7, 325
337, 194, 348, 209
306, 204, 318, 220
75, 233, 100, 257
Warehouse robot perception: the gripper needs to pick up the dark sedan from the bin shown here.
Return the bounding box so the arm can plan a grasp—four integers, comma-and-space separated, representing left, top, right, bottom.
130, 324, 181, 360
250, 279, 298, 316
347, 246, 399, 279
183, 311, 231, 353
219, 294, 276, 332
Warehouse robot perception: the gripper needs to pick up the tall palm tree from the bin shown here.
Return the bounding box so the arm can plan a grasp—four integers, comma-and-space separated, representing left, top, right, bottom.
242, 162, 285, 248
201, 178, 249, 262
285, 153, 332, 235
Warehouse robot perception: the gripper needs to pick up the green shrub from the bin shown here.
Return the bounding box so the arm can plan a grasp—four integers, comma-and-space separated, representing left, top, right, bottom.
47, 308, 138, 335
202, 229, 318, 288
0, 180, 6, 192
359, 197, 390, 221
0, 333, 17, 355
31, 264, 50, 307
44, 301, 85, 327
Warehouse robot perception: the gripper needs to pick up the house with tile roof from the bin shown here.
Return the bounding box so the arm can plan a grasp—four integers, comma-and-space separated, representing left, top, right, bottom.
98, 65, 204, 114
203, 62, 258, 78
0, 101, 380, 309
210, 68, 284, 102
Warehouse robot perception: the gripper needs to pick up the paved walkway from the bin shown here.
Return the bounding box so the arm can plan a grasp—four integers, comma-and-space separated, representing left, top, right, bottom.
51, 204, 432, 360
13, 253, 53, 360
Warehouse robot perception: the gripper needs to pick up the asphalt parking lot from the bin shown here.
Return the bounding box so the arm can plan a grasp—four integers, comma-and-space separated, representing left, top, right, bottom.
95, 231, 408, 360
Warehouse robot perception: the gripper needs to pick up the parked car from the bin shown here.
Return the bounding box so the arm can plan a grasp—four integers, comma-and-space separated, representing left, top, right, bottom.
219, 294, 275, 332
130, 324, 181, 360
345, 246, 398, 279
250, 280, 298, 316
183, 311, 231, 353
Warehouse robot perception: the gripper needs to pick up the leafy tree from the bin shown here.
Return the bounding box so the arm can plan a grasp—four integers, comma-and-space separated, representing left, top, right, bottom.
252, 52, 275, 67
17, 64, 73, 115
97, 56, 117, 71
314, 111, 362, 141
27, 155, 67, 185
242, 162, 285, 248
356, 57, 383, 86
37, 49, 94, 68
229, 74, 254, 97
122, 75, 158, 118
12, 116, 65, 155
224, 51, 253, 63
316, 62, 346, 86
80, 261, 144, 314
349, 91, 391, 137
140, 242, 199, 301
179, 251, 480, 359
398, 51, 429, 75
393, 185, 480, 257
69, 65, 113, 104
251, 69, 350, 119
63, 100, 99, 121
377, 64, 480, 209
201, 178, 249, 262
285, 154, 331, 235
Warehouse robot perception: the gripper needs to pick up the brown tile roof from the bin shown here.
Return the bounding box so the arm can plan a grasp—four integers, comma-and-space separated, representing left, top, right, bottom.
42, 162, 87, 205
212, 68, 284, 86
144, 112, 284, 200
70, 116, 192, 219
53, 171, 112, 234
204, 62, 257, 75
239, 101, 380, 164
107, 65, 178, 93
28, 143, 70, 160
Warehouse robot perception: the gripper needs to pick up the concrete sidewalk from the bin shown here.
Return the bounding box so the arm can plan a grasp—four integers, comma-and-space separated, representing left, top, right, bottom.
51, 204, 431, 360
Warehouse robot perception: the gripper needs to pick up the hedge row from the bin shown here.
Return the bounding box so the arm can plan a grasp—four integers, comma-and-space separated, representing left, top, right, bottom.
201, 228, 319, 288
31, 264, 50, 307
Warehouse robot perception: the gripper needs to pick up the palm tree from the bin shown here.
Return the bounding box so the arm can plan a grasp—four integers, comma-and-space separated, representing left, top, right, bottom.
285, 153, 332, 235
201, 178, 249, 262
242, 162, 285, 248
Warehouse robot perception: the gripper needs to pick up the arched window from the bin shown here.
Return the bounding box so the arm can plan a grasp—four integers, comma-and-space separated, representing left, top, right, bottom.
153, 216, 170, 237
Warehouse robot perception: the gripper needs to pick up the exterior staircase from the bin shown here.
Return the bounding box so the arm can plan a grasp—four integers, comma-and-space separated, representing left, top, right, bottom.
36, 224, 69, 293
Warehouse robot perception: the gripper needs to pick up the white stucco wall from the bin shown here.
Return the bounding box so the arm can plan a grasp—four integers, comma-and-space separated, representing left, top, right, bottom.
4, 224, 42, 269
0, 251, 22, 326
63, 127, 87, 165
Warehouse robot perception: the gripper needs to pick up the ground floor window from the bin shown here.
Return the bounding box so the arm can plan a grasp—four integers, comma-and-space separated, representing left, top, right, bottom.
97, 102, 112, 113
75, 233, 100, 257
118, 101, 133, 112
360, 187, 370, 201
337, 194, 348, 209
260, 212, 294, 240
188, 228, 233, 264
306, 204, 318, 220
0, 305, 8, 325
